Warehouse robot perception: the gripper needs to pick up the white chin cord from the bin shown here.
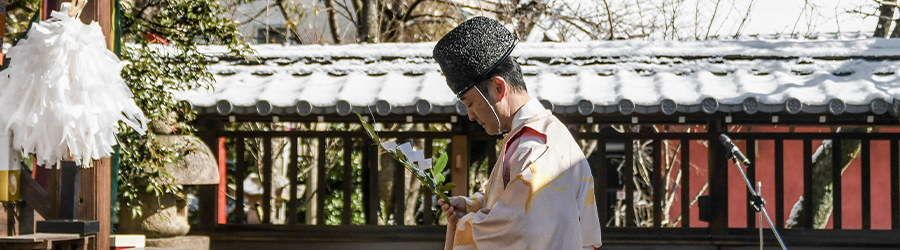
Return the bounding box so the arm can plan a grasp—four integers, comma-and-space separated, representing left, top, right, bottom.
474, 85, 502, 135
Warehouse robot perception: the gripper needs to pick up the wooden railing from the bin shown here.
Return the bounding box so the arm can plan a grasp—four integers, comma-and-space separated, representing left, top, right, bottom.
190, 119, 900, 248
196, 128, 458, 227
590, 126, 900, 232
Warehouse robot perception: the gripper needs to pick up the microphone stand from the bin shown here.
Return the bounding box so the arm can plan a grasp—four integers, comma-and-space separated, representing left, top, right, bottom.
728, 152, 788, 250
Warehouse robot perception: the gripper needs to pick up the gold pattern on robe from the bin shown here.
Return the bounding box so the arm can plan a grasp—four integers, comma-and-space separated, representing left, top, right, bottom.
582, 178, 595, 209
455, 218, 477, 247
509, 163, 567, 214
584, 187, 595, 209
466, 197, 482, 213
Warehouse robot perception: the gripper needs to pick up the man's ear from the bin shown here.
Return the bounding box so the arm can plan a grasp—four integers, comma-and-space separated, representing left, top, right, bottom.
492, 76, 507, 101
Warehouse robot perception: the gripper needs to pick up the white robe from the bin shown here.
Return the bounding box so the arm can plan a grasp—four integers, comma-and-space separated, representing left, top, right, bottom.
452, 110, 603, 250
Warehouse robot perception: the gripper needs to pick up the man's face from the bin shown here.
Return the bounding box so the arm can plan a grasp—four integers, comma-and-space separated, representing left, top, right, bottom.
459, 84, 501, 135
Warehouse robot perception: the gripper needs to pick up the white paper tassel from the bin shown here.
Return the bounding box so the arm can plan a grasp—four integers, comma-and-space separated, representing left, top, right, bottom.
0, 10, 148, 168
410, 150, 424, 165
380, 141, 398, 153
420, 158, 432, 171
397, 143, 413, 158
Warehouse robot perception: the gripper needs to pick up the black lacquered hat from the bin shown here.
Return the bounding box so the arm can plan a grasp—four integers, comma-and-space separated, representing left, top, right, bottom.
433, 16, 518, 99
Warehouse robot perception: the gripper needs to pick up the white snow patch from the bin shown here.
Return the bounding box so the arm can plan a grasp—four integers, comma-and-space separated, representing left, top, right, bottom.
179, 40, 900, 110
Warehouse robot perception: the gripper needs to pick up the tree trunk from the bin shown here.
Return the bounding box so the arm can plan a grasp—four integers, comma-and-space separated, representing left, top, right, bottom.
891, 10, 900, 38
362, 0, 378, 43
378, 153, 395, 225
874, 2, 895, 38
324, 0, 342, 44
404, 170, 421, 225
515, 1, 544, 41
785, 127, 869, 229
351, 0, 362, 42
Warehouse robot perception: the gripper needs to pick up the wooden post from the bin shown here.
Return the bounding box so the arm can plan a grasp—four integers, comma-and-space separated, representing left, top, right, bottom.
707, 118, 728, 235
450, 135, 468, 197
78, 0, 114, 49
76, 1, 114, 249
4, 202, 14, 236
43, 0, 61, 20
217, 138, 227, 224
0, 0, 6, 65
79, 159, 110, 250
17, 202, 34, 235
364, 140, 378, 225
44, 169, 60, 221
196, 119, 222, 232
31, 0, 63, 225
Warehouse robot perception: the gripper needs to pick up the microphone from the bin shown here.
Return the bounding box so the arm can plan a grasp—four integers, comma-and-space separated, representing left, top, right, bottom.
719, 134, 751, 166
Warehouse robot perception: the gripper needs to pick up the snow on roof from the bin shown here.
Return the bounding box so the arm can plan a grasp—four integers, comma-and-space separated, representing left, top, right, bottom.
179, 37, 900, 117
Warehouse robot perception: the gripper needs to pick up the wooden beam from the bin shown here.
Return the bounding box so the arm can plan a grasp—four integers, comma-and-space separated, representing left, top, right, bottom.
287, 137, 299, 225
316, 137, 326, 225
4, 202, 13, 235
775, 139, 784, 229
393, 138, 406, 225
652, 139, 662, 228
364, 140, 379, 225
15, 202, 34, 235
450, 135, 467, 197
20, 174, 50, 219
803, 139, 813, 229
341, 138, 351, 225
0, 0, 6, 65
892, 139, 899, 230
262, 137, 272, 224
218, 137, 227, 224
79, 158, 110, 250
594, 137, 607, 228
832, 138, 842, 229
74, 2, 113, 250
745, 138, 756, 228
423, 138, 433, 225
707, 119, 728, 235
196, 120, 222, 232
235, 138, 246, 224
77, 0, 113, 49
624, 138, 634, 227
45, 169, 60, 221
680, 139, 690, 228
861, 140, 871, 230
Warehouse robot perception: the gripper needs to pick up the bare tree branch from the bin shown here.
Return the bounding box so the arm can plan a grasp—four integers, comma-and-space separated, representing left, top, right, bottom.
705, 0, 722, 39
433, 0, 503, 14
401, 0, 427, 22
791, 0, 810, 36
601, 0, 614, 40
734, 0, 757, 37
275, 0, 304, 44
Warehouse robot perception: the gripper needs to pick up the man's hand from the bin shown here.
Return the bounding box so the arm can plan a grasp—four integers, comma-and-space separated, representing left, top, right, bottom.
439, 197, 466, 250
439, 196, 468, 219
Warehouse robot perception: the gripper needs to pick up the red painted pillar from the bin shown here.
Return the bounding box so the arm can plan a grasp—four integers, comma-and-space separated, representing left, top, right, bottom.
218, 137, 227, 224
0, 0, 6, 65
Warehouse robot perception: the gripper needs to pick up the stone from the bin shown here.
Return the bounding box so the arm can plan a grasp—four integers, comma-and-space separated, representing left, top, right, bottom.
118, 194, 190, 238
149, 112, 178, 134
145, 235, 210, 250
155, 135, 219, 185
149, 120, 176, 134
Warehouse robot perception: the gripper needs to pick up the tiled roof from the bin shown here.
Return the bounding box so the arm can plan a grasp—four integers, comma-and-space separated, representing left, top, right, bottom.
178, 37, 900, 117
